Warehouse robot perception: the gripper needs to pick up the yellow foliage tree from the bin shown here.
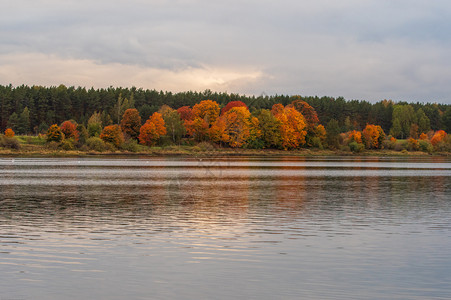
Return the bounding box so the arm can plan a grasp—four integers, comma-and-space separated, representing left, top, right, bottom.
272, 104, 307, 149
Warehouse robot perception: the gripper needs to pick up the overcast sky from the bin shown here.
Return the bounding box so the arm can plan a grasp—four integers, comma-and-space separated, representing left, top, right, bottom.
1, 0, 451, 103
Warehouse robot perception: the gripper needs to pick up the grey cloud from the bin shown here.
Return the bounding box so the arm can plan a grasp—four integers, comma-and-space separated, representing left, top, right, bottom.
1, 0, 451, 103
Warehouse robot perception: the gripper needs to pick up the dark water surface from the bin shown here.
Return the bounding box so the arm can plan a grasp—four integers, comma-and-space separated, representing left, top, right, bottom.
1, 156, 450, 299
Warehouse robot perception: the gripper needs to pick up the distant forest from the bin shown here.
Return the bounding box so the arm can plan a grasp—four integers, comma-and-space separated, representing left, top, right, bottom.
1, 84, 451, 135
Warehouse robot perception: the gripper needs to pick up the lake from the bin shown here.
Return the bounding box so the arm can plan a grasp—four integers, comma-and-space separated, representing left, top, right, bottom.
1, 156, 451, 300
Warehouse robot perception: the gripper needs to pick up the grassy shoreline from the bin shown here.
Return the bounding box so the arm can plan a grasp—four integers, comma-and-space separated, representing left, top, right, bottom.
1, 143, 449, 158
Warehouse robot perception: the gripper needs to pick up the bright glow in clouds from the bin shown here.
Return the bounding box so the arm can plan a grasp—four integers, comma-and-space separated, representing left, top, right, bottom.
0, 53, 263, 92
1, 0, 451, 103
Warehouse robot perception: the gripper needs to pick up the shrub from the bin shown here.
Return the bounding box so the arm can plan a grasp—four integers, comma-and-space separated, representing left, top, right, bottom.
86, 137, 107, 152
88, 123, 102, 137
197, 142, 215, 152
419, 140, 433, 153
407, 138, 419, 151
349, 141, 365, 153
394, 140, 408, 151
120, 139, 140, 152
47, 124, 64, 142
59, 138, 75, 151
0, 136, 20, 150
4, 128, 15, 137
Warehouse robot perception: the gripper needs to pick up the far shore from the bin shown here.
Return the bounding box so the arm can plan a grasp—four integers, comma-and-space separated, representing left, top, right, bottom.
0, 145, 449, 158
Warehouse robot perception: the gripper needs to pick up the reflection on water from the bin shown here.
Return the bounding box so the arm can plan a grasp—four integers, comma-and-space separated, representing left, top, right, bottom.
1, 156, 451, 300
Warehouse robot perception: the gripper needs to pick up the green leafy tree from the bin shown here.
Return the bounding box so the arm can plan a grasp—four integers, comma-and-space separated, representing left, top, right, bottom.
254, 109, 281, 148
390, 118, 403, 138
7, 113, 19, 132
17, 107, 30, 134
163, 110, 186, 144
326, 119, 340, 149
391, 105, 417, 138
416, 108, 430, 134
442, 107, 451, 133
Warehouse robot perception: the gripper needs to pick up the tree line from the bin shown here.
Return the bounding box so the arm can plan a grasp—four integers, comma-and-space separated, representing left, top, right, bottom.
1, 84, 451, 152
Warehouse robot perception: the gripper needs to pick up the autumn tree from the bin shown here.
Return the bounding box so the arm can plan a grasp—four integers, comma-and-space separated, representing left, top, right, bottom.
61, 120, 79, 141
192, 100, 220, 126
221, 101, 248, 115
271, 104, 307, 149
291, 98, 319, 128
186, 100, 220, 141
158, 105, 174, 117
139, 112, 167, 146
347, 130, 362, 144
4, 128, 15, 138
120, 108, 142, 140
213, 106, 261, 148
47, 124, 64, 142
362, 124, 385, 149
430, 130, 447, 146
177, 106, 193, 121
100, 125, 124, 147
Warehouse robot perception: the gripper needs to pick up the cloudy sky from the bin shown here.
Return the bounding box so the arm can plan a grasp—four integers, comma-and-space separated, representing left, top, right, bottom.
1, 0, 451, 103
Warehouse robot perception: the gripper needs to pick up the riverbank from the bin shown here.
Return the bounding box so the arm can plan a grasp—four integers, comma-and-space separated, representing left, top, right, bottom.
0, 142, 448, 158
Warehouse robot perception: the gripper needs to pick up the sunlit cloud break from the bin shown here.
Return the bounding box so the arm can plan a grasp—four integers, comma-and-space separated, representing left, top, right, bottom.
0, 53, 264, 92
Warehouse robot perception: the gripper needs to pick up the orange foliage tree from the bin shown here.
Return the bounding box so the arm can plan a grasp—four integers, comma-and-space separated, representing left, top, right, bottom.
47, 124, 64, 142
419, 133, 428, 140
61, 120, 79, 141
120, 108, 142, 140
192, 100, 220, 126
430, 130, 447, 146
185, 100, 220, 141
221, 101, 248, 115
348, 130, 362, 144
212, 106, 261, 148
291, 99, 319, 128
271, 104, 307, 149
139, 112, 167, 146
4, 128, 15, 138
362, 124, 385, 149
100, 125, 124, 147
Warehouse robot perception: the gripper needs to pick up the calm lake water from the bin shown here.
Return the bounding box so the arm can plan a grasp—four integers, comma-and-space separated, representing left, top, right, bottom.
1, 156, 451, 300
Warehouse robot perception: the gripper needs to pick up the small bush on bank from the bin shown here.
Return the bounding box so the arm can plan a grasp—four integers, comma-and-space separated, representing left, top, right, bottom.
419, 140, 433, 153
349, 141, 365, 153
0, 136, 20, 150
86, 137, 107, 152
120, 139, 140, 152
59, 138, 76, 151
197, 142, 215, 152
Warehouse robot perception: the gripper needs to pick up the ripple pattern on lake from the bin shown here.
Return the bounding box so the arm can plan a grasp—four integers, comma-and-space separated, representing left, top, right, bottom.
1, 156, 451, 300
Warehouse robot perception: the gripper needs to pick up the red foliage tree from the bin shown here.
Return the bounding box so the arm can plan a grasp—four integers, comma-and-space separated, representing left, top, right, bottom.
120, 108, 142, 140
61, 120, 79, 141
177, 106, 193, 121
291, 99, 319, 129
100, 125, 124, 147
221, 101, 248, 115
